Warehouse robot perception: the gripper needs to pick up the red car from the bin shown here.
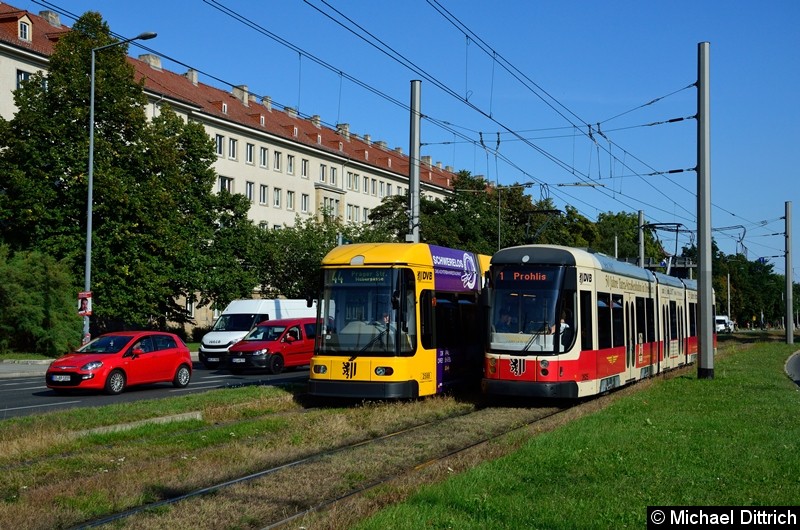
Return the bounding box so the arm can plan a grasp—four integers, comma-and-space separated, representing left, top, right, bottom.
46, 331, 192, 395
227, 317, 317, 374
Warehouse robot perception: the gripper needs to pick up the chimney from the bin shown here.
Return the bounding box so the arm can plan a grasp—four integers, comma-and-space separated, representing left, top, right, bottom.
262, 96, 272, 112
422, 155, 432, 167
376, 140, 387, 149
285, 106, 297, 118
336, 123, 350, 140
436, 161, 442, 169
38, 10, 61, 27
364, 134, 371, 145
138, 54, 162, 71
232, 85, 249, 106
394, 147, 403, 153
311, 115, 321, 128
184, 68, 198, 86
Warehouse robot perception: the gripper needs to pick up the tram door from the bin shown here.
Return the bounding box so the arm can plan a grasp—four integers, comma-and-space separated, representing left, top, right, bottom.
624, 294, 638, 383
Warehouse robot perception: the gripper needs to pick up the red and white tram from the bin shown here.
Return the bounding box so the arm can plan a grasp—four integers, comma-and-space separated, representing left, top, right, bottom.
482, 245, 704, 399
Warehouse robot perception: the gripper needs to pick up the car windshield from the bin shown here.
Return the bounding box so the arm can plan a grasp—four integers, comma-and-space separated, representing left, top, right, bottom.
243, 324, 286, 341
211, 313, 259, 332
78, 335, 134, 354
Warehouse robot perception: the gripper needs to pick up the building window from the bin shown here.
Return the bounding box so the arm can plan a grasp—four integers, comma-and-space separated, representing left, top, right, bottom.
363, 176, 369, 194
246, 143, 254, 164
319, 164, 327, 183
287, 154, 295, 175
301, 159, 309, 179
228, 138, 238, 160
330, 167, 337, 186
353, 173, 359, 192
19, 21, 30, 41
16, 70, 31, 89
259, 147, 268, 168
219, 176, 233, 193
259, 184, 268, 205
301, 194, 310, 213
185, 299, 195, 318
371, 179, 377, 196
363, 208, 370, 223
215, 134, 224, 156
273, 188, 282, 208
379, 181, 385, 198
346, 172, 354, 190
287, 191, 295, 210
273, 151, 282, 171
222, 102, 228, 114
387, 183, 392, 196
245, 181, 255, 202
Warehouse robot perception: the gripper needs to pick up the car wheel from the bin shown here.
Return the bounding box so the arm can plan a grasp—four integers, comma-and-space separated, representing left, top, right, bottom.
104, 370, 126, 395
173, 364, 191, 388
268, 354, 284, 375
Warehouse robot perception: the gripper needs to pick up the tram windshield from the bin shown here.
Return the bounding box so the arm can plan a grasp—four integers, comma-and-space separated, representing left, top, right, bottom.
490, 264, 567, 354
316, 267, 416, 356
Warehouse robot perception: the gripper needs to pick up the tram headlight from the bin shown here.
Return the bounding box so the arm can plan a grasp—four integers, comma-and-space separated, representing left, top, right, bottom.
539, 359, 549, 377
375, 366, 394, 376
487, 357, 497, 375
312, 365, 327, 375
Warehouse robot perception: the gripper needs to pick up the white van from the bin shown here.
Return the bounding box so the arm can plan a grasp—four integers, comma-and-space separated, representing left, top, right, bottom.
199, 299, 316, 369
715, 315, 733, 333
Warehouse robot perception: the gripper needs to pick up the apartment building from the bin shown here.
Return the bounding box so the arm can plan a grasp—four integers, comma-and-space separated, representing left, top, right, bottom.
0, 3, 460, 331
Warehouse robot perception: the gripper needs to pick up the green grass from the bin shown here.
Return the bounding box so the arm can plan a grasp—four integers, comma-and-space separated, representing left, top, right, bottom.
355, 342, 800, 529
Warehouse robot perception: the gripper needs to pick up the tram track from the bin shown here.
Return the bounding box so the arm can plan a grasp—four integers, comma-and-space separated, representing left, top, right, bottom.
73, 400, 574, 529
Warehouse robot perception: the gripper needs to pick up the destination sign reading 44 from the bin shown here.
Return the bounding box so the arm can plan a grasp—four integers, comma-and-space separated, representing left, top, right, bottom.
494, 266, 560, 288
329, 268, 392, 286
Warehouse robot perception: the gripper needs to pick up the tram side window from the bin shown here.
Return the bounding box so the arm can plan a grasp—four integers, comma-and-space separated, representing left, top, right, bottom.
420, 290, 433, 350
669, 301, 678, 340
688, 302, 697, 337
646, 298, 656, 344
612, 294, 624, 347
635, 296, 646, 343
579, 290, 593, 351
597, 292, 612, 349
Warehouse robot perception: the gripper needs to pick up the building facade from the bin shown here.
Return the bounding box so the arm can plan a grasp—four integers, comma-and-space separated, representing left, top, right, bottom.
0, 3, 459, 332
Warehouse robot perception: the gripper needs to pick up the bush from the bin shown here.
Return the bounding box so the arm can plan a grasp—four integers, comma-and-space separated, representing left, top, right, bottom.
0, 246, 82, 356
192, 325, 212, 343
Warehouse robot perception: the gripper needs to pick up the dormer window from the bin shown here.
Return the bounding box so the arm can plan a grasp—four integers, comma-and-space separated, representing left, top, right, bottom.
260, 115, 265, 126
19, 21, 31, 41
222, 102, 228, 114
293, 126, 298, 137
317, 134, 322, 144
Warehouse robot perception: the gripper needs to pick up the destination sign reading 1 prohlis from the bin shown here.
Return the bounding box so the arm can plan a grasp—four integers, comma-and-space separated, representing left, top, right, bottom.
495, 267, 559, 288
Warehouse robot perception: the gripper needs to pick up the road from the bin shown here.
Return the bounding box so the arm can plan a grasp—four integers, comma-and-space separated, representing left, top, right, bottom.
0, 363, 309, 420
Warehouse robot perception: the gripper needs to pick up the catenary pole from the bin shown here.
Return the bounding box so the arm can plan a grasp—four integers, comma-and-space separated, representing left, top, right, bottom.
697, 42, 714, 379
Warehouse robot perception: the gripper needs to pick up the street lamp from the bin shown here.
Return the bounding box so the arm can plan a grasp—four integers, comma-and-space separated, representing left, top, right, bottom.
83, 31, 156, 344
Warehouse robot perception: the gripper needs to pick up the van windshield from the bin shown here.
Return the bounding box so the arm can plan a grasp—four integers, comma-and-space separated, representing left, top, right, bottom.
211, 314, 261, 332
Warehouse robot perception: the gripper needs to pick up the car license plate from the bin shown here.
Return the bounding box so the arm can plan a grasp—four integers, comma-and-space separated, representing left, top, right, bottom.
231, 358, 245, 363
52, 375, 70, 382
207, 357, 219, 362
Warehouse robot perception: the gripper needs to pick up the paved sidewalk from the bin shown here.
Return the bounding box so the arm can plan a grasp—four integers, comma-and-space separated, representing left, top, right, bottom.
0, 359, 52, 379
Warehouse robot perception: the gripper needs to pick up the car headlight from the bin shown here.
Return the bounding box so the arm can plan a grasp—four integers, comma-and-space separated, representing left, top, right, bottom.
253, 349, 269, 356
81, 361, 103, 371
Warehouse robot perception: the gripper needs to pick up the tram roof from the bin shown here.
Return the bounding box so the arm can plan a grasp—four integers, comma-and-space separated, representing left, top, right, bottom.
492, 245, 655, 282
322, 242, 487, 270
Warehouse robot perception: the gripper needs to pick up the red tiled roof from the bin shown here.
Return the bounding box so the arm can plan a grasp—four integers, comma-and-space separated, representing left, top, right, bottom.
0, 3, 69, 56
0, 1, 454, 190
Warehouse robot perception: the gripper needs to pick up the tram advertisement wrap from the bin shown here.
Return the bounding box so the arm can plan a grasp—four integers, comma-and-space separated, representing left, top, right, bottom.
430, 245, 478, 292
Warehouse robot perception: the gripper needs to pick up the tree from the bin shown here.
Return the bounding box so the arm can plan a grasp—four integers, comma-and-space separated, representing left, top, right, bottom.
0, 12, 223, 333
0, 246, 81, 355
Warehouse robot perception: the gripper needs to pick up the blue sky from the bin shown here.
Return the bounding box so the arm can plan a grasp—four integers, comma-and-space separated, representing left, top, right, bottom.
23, 0, 800, 280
